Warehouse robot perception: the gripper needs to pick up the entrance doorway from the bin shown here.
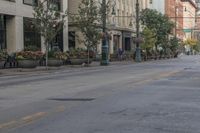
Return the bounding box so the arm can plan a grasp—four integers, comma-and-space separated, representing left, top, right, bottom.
113, 35, 120, 53
125, 37, 131, 51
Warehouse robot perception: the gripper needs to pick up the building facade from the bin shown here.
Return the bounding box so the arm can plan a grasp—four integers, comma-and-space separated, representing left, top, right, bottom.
182, 0, 197, 40
194, 0, 200, 40
106, 0, 149, 54
0, 0, 68, 53
166, 0, 185, 39
68, 0, 148, 55
149, 0, 165, 14
149, 0, 197, 40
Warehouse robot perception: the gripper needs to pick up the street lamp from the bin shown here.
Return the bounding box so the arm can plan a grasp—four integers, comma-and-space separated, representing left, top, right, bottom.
101, 0, 109, 65
135, 0, 142, 62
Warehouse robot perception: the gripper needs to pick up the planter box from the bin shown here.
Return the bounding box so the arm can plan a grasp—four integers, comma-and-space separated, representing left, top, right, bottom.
84, 58, 93, 64
17, 60, 38, 68
70, 58, 87, 65
48, 59, 63, 67
0, 60, 5, 69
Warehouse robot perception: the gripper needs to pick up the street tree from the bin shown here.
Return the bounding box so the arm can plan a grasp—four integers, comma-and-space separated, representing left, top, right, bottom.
33, 0, 67, 69
169, 37, 180, 57
140, 9, 174, 53
184, 38, 200, 53
70, 0, 101, 65
141, 27, 157, 59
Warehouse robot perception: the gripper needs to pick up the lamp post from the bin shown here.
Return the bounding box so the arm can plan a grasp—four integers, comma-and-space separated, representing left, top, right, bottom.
101, 0, 109, 65
135, 0, 142, 62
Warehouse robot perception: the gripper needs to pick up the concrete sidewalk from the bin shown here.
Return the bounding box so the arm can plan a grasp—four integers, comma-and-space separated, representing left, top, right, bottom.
0, 61, 134, 76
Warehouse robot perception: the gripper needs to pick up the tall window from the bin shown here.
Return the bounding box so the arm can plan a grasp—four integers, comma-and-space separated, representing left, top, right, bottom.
0, 15, 6, 50
51, 0, 61, 11
50, 28, 63, 51
69, 31, 75, 49
23, 18, 41, 51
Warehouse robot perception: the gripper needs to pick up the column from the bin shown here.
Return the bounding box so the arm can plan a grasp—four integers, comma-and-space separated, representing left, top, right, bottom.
62, 0, 68, 51
6, 16, 24, 53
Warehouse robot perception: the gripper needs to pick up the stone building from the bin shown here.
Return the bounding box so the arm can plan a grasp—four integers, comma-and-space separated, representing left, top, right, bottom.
68, 0, 148, 55
0, 0, 68, 53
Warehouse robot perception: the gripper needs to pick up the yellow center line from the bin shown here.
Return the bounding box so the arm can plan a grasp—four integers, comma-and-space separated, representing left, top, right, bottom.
0, 121, 17, 129
55, 105, 66, 113
0, 105, 66, 131
132, 70, 180, 85
21, 112, 48, 122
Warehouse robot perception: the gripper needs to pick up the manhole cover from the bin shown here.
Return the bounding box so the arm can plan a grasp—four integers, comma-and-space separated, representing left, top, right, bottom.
48, 98, 95, 101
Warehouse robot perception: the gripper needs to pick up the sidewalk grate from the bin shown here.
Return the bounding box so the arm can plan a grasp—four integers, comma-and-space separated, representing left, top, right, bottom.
47, 98, 95, 101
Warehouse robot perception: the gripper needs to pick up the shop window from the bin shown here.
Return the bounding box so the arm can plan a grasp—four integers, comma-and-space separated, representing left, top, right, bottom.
23, 0, 38, 6
0, 15, 6, 50
51, 0, 61, 11
23, 17, 41, 51
7, 0, 16, 2
50, 29, 63, 52
125, 38, 131, 51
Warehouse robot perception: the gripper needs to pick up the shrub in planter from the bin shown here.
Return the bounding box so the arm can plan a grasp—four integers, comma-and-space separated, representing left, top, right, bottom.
24, 45, 40, 52
0, 50, 8, 68
16, 51, 44, 68
68, 48, 93, 65
47, 51, 66, 67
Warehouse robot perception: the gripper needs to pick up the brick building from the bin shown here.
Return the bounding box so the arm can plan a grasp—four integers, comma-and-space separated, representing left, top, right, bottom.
166, 0, 185, 39
149, 0, 197, 40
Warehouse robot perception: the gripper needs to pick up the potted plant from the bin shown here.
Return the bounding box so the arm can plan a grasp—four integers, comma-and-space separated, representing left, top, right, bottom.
0, 50, 8, 69
47, 51, 64, 67
16, 51, 44, 68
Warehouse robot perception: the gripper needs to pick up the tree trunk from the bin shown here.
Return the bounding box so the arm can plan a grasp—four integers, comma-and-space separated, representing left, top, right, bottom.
45, 43, 49, 70
87, 48, 90, 66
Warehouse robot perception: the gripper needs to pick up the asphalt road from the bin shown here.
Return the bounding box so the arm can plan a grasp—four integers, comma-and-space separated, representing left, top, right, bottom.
0, 55, 200, 133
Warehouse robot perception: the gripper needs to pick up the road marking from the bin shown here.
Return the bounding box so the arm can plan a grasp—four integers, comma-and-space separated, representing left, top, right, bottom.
0, 71, 180, 131
55, 105, 66, 113
0, 121, 17, 129
129, 70, 180, 86
21, 112, 47, 122
0, 105, 66, 131
135, 79, 153, 85
158, 71, 179, 78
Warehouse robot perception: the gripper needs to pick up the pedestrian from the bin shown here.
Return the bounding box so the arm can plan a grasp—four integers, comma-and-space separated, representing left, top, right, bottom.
118, 48, 123, 61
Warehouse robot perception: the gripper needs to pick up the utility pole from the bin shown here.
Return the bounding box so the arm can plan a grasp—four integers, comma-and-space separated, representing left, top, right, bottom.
135, 0, 141, 62
101, 0, 109, 65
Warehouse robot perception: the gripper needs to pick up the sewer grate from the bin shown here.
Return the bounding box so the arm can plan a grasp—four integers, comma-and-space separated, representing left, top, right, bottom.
48, 98, 95, 101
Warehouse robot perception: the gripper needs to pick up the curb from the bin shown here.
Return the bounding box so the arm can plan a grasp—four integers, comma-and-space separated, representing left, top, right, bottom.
0, 61, 134, 76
